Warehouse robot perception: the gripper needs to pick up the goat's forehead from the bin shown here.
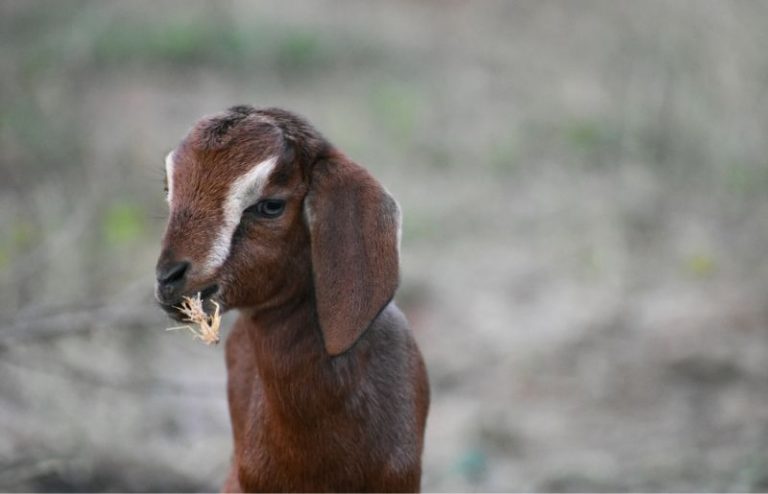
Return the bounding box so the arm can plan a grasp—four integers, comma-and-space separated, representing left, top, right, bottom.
171, 142, 279, 183
164, 146, 286, 222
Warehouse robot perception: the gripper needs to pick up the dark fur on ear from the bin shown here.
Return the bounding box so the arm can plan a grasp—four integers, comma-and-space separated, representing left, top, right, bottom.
304, 153, 401, 355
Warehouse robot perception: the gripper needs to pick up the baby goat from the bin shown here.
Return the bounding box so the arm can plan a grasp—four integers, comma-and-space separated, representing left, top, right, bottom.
155, 106, 429, 492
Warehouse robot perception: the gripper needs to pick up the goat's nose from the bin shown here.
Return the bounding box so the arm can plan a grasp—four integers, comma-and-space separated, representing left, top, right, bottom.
156, 261, 190, 300
157, 261, 189, 284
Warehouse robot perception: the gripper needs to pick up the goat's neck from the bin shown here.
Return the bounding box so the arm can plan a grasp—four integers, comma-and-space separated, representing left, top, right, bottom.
239, 294, 361, 420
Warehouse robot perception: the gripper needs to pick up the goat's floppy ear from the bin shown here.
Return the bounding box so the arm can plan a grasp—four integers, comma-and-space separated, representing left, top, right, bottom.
305, 156, 401, 356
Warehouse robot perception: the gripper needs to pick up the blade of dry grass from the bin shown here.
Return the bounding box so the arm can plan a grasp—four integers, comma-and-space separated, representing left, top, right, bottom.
166, 293, 221, 345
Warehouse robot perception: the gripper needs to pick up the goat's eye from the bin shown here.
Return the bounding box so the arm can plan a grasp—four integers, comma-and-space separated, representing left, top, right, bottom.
245, 199, 286, 218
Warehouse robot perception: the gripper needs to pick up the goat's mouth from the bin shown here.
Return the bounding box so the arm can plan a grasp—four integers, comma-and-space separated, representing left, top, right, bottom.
158, 284, 220, 322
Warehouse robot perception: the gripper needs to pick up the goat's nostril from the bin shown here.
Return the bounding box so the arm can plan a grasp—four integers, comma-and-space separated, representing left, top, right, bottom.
157, 261, 190, 285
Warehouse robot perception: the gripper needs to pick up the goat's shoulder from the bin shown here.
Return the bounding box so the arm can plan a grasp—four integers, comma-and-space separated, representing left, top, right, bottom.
356, 301, 427, 413
366, 301, 411, 345
367, 302, 424, 367
352, 302, 428, 482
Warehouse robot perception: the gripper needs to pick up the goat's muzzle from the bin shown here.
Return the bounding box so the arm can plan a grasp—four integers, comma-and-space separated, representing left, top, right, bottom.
156, 260, 190, 302
155, 257, 220, 321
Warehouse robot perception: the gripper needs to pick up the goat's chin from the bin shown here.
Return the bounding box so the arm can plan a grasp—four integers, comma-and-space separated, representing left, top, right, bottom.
157, 284, 223, 322
158, 302, 187, 322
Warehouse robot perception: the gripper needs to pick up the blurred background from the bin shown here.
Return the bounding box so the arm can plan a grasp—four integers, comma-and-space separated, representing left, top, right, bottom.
2, 0, 768, 491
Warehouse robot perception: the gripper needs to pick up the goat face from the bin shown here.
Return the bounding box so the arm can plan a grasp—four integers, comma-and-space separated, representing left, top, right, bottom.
155, 106, 401, 355
155, 109, 312, 320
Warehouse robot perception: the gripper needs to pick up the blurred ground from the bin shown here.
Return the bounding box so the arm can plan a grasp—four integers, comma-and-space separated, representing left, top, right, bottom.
2, 1, 768, 491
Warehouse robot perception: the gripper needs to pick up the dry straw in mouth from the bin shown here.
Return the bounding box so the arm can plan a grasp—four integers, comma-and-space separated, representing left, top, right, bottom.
166, 292, 222, 345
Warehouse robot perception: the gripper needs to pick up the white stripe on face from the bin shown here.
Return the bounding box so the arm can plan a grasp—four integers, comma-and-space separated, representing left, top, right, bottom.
165, 150, 176, 205
203, 155, 279, 274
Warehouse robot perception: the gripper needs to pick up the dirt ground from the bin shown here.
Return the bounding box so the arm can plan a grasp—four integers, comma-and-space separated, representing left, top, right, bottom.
2, 1, 768, 491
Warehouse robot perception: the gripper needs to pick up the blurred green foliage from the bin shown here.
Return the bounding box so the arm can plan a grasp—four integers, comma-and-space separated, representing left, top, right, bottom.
102, 201, 145, 246
3, 7, 381, 81
565, 119, 603, 151
91, 18, 331, 71
11, 220, 37, 249
0, 221, 39, 272
489, 136, 519, 175
369, 82, 422, 144
401, 212, 440, 243
93, 19, 252, 66
273, 31, 325, 71
563, 118, 621, 167
724, 163, 768, 197
683, 252, 716, 279
84, 16, 375, 76
1, 101, 82, 173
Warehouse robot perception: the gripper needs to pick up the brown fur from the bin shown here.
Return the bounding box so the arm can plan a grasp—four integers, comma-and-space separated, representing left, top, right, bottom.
155, 107, 429, 492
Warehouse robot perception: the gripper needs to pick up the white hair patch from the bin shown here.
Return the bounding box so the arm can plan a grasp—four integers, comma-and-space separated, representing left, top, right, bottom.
165, 150, 176, 205
203, 155, 279, 274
